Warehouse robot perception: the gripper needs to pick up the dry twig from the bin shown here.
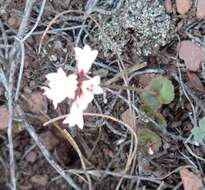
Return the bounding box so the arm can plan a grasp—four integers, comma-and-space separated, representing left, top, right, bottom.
7, 1, 35, 189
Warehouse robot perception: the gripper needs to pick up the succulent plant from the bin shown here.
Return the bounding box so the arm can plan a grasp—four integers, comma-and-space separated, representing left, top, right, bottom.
192, 117, 205, 143
140, 76, 175, 127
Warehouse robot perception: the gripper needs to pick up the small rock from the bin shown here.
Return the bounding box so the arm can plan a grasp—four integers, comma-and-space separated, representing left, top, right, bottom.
27, 91, 47, 114
25, 151, 37, 163
50, 54, 57, 62
0, 105, 9, 130
23, 86, 32, 94
178, 41, 203, 71
176, 0, 192, 14
30, 174, 48, 186
180, 168, 203, 190
7, 15, 21, 28
54, 40, 63, 49
29, 81, 36, 89
40, 131, 59, 151
19, 182, 32, 190
196, 0, 205, 19
164, 0, 173, 13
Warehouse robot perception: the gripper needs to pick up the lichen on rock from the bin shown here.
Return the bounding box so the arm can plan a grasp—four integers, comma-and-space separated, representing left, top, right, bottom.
94, 0, 174, 56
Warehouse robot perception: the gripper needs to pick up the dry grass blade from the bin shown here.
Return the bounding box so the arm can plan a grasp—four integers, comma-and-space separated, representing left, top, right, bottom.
20, 93, 92, 189
38, 10, 85, 54
16, 106, 82, 190
7, 1, 35, 189
44, 112, 138, 174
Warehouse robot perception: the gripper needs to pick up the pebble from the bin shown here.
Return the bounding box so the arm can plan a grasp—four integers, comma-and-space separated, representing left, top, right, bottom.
40, 131, 59, 151
178, 40, 203, 71
7, 15, 20, 28
196, 0, 205, 19
50, 54, 58, 62
30, 174, 48, 186
27, 91, 47, 114
25, 151, 37, 163
176, 0, 192, 15
164, 0, 172, 13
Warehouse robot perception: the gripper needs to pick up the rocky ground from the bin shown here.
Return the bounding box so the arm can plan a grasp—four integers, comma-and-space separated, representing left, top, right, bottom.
0, 0, 205, 189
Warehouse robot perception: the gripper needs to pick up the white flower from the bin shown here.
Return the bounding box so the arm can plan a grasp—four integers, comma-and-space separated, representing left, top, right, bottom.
42, 45, 103, 130
42, 68, 78, 109
74, 45, 98, 74
83, 76, 103, 95
76, 76, 103, 110
63, 76, 103, 129
63, 102, 84, 129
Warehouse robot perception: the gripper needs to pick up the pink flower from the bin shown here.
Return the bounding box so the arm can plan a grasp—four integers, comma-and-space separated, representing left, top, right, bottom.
74, 45, 98, 74
42, 68, 77, 109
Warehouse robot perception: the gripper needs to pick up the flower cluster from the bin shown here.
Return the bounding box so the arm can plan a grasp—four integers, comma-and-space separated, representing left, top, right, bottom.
42, 45, 103, 129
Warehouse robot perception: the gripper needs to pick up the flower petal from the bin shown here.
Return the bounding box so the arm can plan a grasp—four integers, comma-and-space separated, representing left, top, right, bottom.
74, 45, 98, 74
42, 68, 78, 108
72, 76, 103, 111
63, 103, 84, 129
93, 85, 103, 94
46, 68, 66, 81
42, 87, 59, 109
76, 91, 94, 110
66, 74, 78, 99
82, 76, 103, 95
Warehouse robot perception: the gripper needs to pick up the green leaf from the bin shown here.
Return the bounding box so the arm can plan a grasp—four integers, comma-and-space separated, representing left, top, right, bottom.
153, 112, 167, 127
141, 105, 155, 114
140, 91, 161, 110
138, 128, 162, 152
199, 117, 205, 128
150, 78, 163, 92
140, 76, 174, 127
192, 117, 205, 143
145, 111, 167, 127
159, 79, 175, 104
150, 77, 175, 104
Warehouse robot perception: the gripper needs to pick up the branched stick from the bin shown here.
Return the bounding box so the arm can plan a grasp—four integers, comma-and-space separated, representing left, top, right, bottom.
14, 39, 25, 102
68, 169, 162, 184
22, 0, 47, 41
7, 1, 34, 189
15, 0, 47, 102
